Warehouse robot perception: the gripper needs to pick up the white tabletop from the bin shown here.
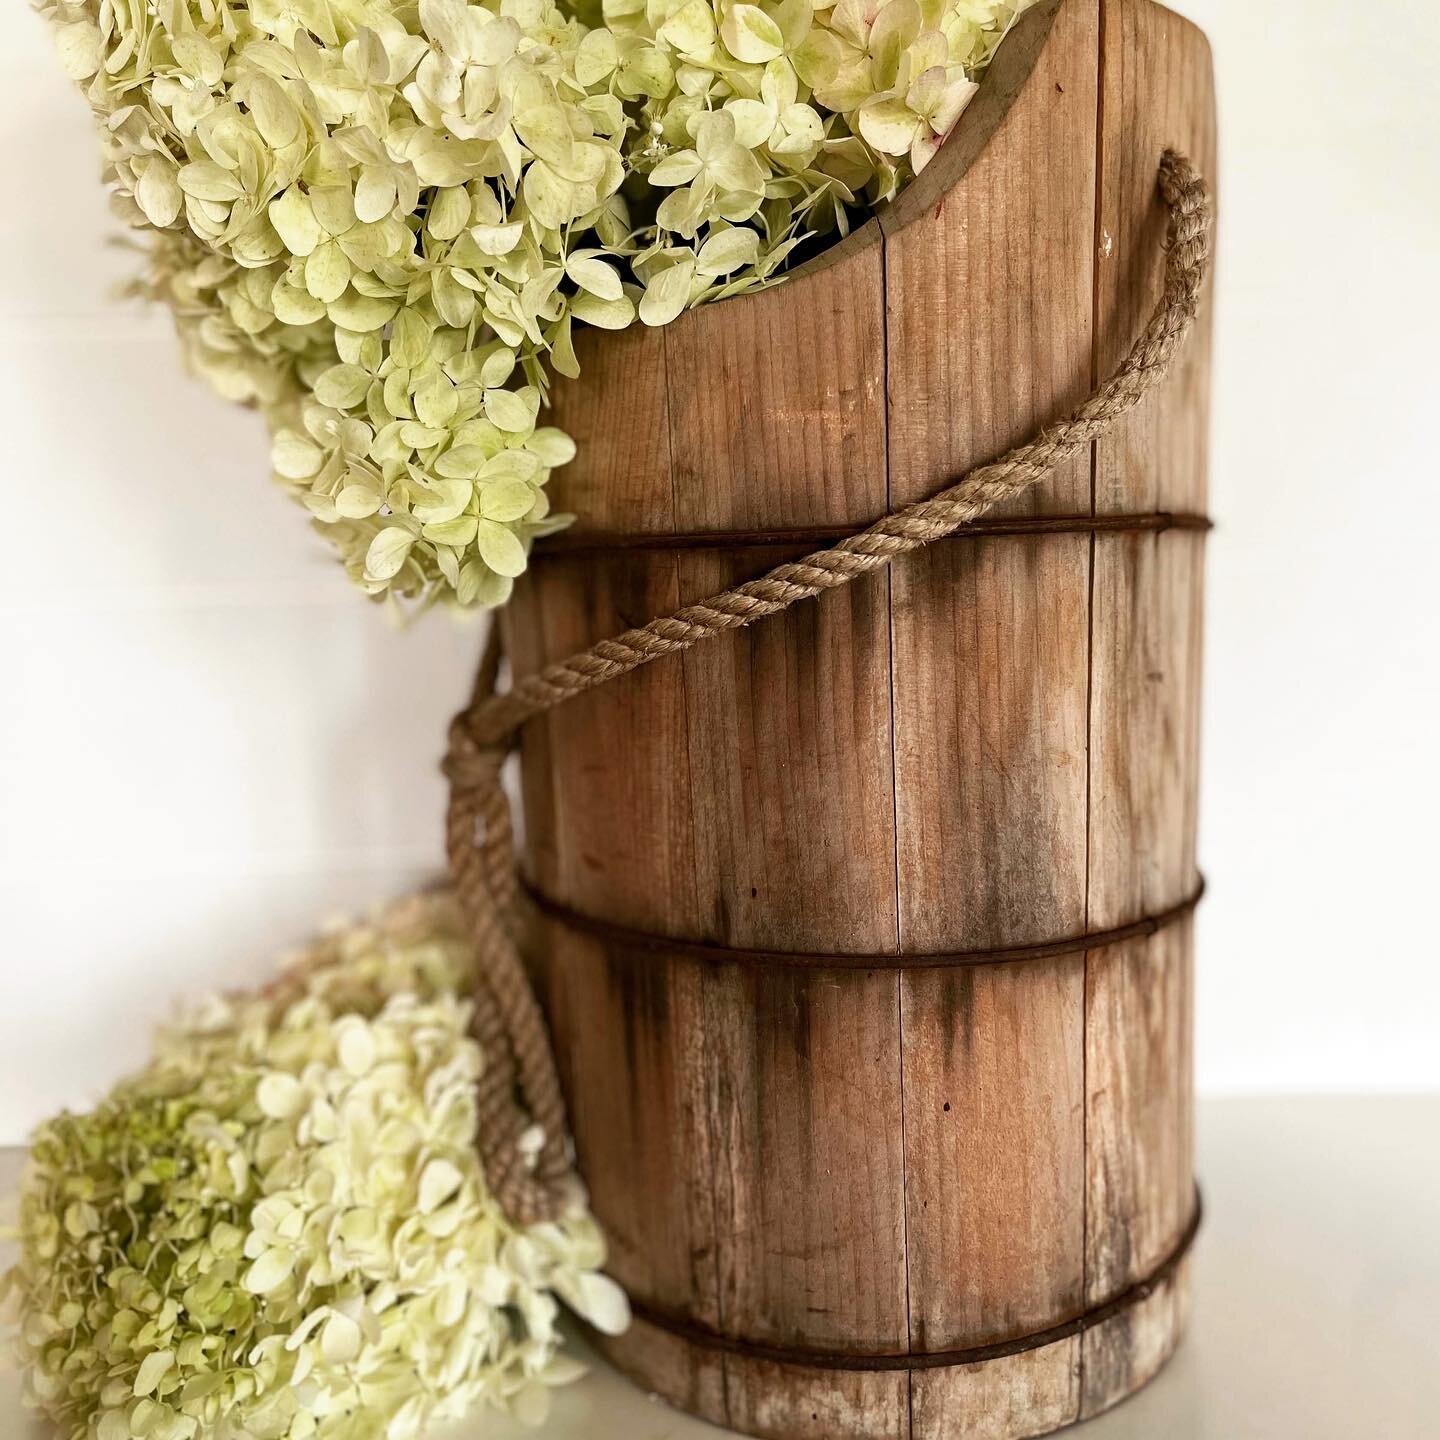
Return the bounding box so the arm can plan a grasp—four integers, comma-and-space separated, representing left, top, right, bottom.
4, 1097, 1437, 1439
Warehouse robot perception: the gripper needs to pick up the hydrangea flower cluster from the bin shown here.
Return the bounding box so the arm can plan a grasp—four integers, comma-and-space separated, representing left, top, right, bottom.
38, 0, 1029, 607
1, 894, 628, 1440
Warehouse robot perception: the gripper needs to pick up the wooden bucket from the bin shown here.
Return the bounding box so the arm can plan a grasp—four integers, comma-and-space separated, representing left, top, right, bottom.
502, 1, 1214, 1434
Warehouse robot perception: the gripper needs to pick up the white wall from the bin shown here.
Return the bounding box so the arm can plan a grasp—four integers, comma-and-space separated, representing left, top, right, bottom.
2, 1, 1437, 1140
1177, 0, 1440, 1091
0, 16, 480, 1140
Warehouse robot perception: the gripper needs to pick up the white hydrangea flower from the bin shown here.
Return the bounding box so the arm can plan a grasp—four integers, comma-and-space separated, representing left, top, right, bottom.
1, 892, 628, 1440
35, 0, 1033, 608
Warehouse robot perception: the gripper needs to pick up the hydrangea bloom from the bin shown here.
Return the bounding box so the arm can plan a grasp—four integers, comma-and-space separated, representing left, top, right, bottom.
1, 894, 628, 1440
36, 0, 1030, 607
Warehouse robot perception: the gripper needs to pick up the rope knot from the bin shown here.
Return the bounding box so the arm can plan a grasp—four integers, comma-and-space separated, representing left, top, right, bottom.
443, 724, 508, 791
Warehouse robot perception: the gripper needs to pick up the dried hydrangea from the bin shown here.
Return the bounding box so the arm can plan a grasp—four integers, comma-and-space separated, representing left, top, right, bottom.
1, 893, 628, 1440
38, 0, 1031, 608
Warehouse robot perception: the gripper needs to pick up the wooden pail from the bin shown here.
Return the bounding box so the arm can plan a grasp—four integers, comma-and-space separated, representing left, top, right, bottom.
501, 2, 1214, 1434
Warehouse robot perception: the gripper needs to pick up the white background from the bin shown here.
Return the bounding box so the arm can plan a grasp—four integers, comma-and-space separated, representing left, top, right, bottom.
2, 0, 1437, 1142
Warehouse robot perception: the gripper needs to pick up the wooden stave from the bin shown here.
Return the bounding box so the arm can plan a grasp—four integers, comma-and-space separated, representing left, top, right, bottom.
502, 1, 1215, 1434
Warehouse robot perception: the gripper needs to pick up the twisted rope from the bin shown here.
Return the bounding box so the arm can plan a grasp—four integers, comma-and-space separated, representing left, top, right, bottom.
446, 151, 1212, 1223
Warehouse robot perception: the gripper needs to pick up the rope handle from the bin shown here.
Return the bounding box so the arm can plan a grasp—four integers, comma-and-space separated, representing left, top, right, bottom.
445, 151, 1212, 1223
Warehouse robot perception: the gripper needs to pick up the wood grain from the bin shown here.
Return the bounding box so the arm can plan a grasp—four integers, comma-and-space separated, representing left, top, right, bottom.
664, 247, 887, 533
911, 1339, 1081, 1440
675, 549, 897, 951
537, 923, 727, 1418
511, 108, 903, 1439
544, 323, 673, 537
889, 3, 1097, 1432
1082, 1257, 1193, 1419
499, 1, 1215, 1435
1082, 0, 1213, 1414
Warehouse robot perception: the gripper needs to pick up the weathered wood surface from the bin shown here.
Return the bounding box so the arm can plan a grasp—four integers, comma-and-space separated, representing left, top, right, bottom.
886, 9, 1097, 1432
1082, 0, 1214, 1416
502, 2, 1214, 1436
